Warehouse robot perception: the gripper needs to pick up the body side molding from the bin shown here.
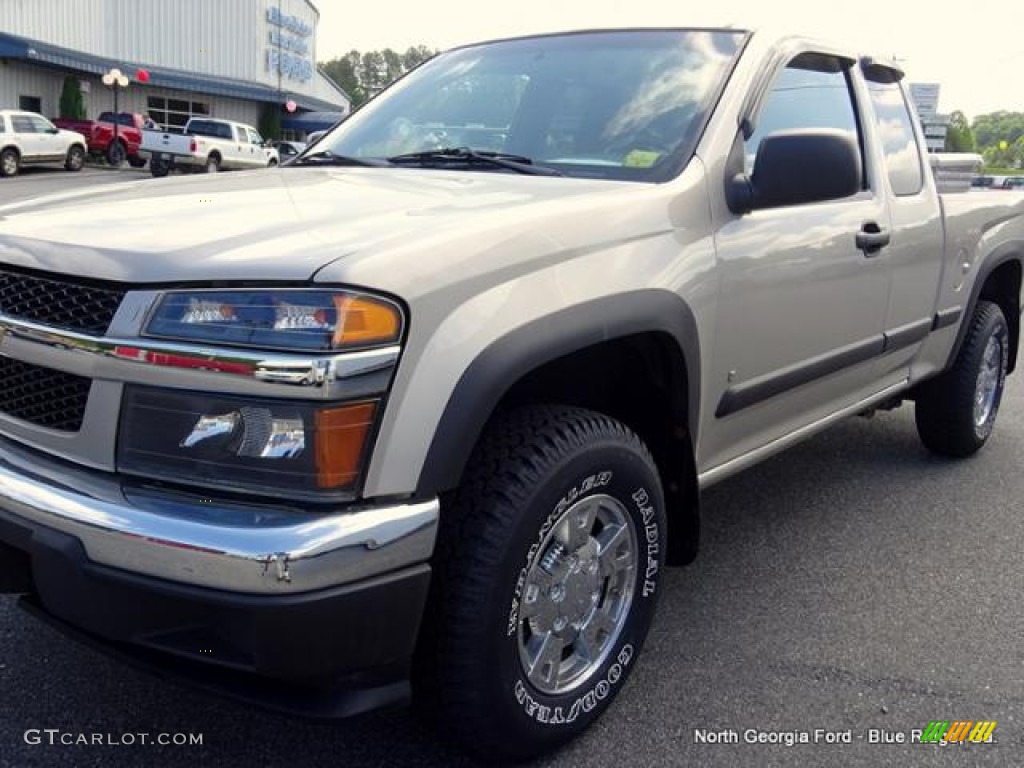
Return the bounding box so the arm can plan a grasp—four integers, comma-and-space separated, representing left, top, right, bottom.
716, 334, 884, 418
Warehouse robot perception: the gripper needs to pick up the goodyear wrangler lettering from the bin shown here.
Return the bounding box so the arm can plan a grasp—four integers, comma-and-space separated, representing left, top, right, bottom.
515, 645, 634, 724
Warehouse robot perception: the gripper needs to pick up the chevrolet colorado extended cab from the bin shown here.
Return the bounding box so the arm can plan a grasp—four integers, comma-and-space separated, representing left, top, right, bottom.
0, 28, 1022, 760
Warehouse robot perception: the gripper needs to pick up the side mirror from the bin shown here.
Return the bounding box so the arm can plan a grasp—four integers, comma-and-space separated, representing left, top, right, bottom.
727, 129, 862, 213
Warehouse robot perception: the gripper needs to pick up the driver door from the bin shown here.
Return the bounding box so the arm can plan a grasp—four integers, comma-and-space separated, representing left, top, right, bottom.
701, 52, 893, 471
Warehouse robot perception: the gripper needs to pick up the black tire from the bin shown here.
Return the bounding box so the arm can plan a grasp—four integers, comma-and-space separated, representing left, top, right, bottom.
106, 140, 126, 166
150, 155, 170, 178
64, 145, 85, 172
416, 406, 667, 761
128, 156, 147, 168
268, 158, 278, 167
0, 147, 19, 178
205, 153, 221, 173
915, 300, 1009, 457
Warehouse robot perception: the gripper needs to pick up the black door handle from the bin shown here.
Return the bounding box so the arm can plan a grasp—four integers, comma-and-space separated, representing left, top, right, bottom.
856, 222, 890, 256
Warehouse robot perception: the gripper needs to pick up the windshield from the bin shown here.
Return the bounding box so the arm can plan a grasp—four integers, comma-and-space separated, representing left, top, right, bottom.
317, 29, 747, 182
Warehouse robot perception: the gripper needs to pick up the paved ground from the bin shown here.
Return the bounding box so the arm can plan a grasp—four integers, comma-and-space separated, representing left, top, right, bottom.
0, 168, 1021, 765
1, 373, 1021, 767
0, 164, 148, 206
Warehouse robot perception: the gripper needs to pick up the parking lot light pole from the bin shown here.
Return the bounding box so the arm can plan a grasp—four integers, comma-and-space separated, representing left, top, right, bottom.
101, 68, 130, 165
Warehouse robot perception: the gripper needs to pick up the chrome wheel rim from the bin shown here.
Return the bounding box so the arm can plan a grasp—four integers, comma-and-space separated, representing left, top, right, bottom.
1, 153, 16, 175
517, 493, 637, 696
974, 334, 1003, 428
207, 159, 219, 173
69, 149, 83, 170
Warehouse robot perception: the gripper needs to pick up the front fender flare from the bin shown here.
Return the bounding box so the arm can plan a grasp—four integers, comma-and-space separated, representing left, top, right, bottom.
414, 290, 702, 497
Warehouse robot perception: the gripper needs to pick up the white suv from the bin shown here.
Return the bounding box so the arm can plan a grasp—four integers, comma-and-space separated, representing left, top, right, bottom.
0, 110, 88, 177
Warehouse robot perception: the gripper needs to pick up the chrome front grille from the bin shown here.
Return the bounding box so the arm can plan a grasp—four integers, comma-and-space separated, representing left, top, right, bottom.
0, 356, 91, 432
0, 268, 125, 334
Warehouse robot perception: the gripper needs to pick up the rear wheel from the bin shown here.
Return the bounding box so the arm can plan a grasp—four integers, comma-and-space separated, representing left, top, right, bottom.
64, 145, 85, 172
416, 406, 667, 761
150, 155, 170, 178
106, 140, 126, 166
915, 300, 1008, 457
205, 154, 221, 173
0, 148, 19, 177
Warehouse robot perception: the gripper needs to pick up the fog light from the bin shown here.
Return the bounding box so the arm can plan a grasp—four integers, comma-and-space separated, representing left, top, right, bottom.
119, 386, 377, 499
181, 408, 306, 459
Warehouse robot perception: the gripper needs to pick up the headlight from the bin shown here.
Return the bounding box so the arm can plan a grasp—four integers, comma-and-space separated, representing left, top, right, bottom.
145, 290, 402, 352
118, 386, 377, 499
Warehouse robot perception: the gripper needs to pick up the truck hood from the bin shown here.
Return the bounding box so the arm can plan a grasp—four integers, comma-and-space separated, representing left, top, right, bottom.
0, 168, 619, 284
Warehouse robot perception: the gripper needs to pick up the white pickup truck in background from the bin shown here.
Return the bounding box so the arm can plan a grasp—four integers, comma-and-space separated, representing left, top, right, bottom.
141, 117, 279, 176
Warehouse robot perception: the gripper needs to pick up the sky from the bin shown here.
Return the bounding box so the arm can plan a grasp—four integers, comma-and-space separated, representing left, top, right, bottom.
314, 0, 1024, 119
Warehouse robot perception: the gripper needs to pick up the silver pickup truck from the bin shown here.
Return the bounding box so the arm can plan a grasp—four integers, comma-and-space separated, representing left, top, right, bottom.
0, 28, 1022, 760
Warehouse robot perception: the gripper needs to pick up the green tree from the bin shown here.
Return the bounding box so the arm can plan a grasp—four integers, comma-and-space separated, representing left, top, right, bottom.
401, 45, 436, 72
320, 45, 438, 109
971, 111, 1024, 152
982, 138, 1023, 169
258, 102, 282, 141
321, 51, 365, 106
58, 76, 85, 119
944, 110, 975, 152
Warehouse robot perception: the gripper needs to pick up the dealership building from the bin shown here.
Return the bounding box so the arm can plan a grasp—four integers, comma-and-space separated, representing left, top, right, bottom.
0, 0, 349, 138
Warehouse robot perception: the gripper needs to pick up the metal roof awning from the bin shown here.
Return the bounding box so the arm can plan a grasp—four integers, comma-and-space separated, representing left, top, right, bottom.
0, 32, 344, 112
282, 110, 346, 131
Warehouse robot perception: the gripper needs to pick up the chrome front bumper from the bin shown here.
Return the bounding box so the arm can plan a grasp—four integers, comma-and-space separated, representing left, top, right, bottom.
0, 438, 438, 595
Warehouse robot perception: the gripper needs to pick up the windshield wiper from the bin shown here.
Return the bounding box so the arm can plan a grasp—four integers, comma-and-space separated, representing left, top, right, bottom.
387, 148, 563, 176
290, 150, 386, 167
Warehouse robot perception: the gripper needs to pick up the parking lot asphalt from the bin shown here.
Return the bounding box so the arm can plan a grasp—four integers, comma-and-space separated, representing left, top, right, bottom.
1, 374, 1021, 768
0, 171, 1022, 767
0, 164, 149, 207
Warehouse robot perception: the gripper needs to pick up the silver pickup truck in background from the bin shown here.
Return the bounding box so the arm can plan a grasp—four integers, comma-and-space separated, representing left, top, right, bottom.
140, 116, 279, 176
0, 27, 1022, 761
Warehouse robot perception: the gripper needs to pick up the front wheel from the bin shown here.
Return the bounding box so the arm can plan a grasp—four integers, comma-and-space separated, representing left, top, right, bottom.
64, 145, 85, 172
915, 300, 1009, 457
417, 406, 667, 761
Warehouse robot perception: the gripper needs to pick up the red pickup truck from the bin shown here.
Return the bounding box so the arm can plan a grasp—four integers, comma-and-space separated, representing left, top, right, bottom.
52, 112, 155, 167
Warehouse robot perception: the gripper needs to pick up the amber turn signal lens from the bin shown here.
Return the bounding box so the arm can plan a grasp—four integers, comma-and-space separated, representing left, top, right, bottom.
332, 295, 401, 347
314, 401, 377, 488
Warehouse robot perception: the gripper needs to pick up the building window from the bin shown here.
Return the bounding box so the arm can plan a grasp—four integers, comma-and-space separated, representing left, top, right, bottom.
146, 97, 211, 132
18, 95, 42, 113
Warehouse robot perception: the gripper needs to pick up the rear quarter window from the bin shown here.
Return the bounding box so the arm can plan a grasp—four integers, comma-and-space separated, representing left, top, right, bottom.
867, 82, 924, 196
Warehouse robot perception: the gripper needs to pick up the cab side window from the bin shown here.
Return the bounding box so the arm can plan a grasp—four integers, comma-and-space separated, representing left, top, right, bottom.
866, 82, 923, 196
28, 116, 53, 133
745, 53, 863, 188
